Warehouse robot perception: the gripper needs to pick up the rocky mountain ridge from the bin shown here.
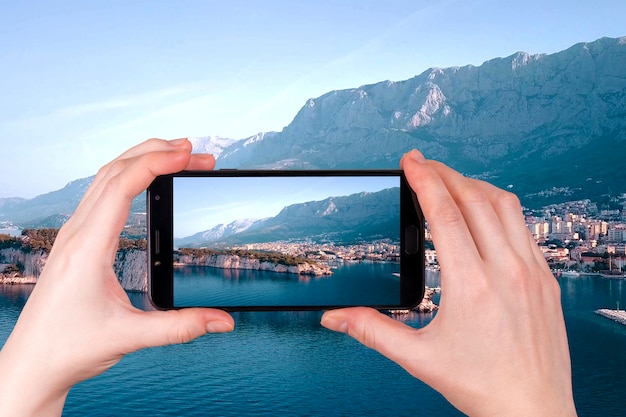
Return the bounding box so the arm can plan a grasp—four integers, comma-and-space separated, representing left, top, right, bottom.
215, 36, 626, 204
1, 36, 625, 228
179, 187, 401, 247
175, 218, 259, 248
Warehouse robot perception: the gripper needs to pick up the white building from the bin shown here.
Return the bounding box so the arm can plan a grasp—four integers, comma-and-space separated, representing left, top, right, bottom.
425, 249, 437, 265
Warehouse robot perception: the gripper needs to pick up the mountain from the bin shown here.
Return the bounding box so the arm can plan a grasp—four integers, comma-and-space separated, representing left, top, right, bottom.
0, 176, 147, 229
187, 136, 240, 158
0, 177, 94, 226
215, 36, 626, 206
180, 187, 400, 247
175, 218, 259, 248
0, 134, 255, 228
216, 132, 281, 167
2, 36, 625, 227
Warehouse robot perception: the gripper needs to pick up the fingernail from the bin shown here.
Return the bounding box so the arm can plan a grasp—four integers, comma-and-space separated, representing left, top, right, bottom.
206, 320, 234, 333
410, 149, 426, 164
321, 314, 349, 333
169, 138, 188, 146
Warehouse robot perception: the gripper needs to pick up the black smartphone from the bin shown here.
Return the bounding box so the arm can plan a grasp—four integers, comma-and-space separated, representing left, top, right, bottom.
147, 170, 425, 311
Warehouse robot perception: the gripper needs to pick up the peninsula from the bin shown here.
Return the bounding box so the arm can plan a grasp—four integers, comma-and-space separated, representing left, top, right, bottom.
175, 248, 333, 276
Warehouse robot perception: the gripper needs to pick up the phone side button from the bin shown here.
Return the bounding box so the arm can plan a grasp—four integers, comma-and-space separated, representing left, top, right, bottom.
404, 225, 419, 255
154, 230, 161, 255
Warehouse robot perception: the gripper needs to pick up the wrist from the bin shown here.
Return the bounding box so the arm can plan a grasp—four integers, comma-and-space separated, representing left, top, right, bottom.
0, 346, 69, 417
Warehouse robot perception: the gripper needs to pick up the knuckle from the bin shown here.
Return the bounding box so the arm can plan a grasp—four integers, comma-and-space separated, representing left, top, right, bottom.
497, 190, 522, 211
166, 312, 199, 345
458, 185, 489, 206
173, 327, 195, 345
96, 158, 127, 182
507, 259, 532, 286
545, 274, 562, 299
100, 173, 123, 196
144, 137, 165, 147
433, 201, 465, 228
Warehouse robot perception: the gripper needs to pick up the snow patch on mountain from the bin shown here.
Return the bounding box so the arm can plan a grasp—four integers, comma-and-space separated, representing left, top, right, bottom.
188, 136, 240, 158
176, 218, 260, 247
202, 218, 258, 239
320, 200, 338, 216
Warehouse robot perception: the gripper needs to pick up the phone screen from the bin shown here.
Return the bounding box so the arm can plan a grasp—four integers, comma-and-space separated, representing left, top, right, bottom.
148, 170, 424, 310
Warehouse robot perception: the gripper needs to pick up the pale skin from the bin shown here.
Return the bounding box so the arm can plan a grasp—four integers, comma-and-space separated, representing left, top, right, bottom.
0, 139, 577, 416
321, 150, 578, 416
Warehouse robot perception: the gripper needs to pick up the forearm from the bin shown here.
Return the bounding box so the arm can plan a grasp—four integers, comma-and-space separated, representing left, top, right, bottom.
0, 344, 68, 417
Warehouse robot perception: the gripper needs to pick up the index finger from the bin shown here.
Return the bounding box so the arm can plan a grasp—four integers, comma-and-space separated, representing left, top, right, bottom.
61, 140, 213, 255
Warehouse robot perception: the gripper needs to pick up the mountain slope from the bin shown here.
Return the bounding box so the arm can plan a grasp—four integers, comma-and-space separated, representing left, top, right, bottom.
0, 176, 147, 228
2, 36, 624, 227
175, 218, 259, 247
0, 177, 94, 226
180, 187, 401, 246
216, 36, 626, 204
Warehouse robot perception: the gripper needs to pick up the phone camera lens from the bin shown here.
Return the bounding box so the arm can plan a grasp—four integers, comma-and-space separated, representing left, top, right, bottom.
154, 195, 160, 201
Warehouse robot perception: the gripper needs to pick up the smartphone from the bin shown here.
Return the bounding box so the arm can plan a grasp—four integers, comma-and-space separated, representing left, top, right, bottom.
147, 170, 425, 311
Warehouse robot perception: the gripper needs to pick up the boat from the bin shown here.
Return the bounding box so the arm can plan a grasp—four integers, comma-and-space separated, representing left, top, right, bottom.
560, 270, 580, 277
600, 270, 626, 278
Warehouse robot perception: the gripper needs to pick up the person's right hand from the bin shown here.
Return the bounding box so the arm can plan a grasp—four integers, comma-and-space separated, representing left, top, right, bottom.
322, 150, 577, 416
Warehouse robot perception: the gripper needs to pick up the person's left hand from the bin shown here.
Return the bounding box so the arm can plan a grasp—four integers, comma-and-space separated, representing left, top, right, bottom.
0, 138, 234, 417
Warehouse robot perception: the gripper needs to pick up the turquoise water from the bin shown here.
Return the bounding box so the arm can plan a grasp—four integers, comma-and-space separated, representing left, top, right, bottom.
174, 262, 401, 307
1, 272, 626, 416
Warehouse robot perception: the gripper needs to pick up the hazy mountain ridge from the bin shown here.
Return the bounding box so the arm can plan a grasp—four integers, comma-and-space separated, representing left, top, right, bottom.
0, 176, 148, 228
1, 36, 625, 227
179, 187, 400, 247
0, 177, 94, 226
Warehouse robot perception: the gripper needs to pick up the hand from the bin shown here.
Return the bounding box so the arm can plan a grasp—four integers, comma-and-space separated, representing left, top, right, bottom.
321, 150, 577, 416
0, 139, 234, 417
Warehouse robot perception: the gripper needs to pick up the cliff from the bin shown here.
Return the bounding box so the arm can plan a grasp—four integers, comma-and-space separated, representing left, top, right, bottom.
175, 253, 332, 276
0, 248, 47, 284
0, 247, 148, 291
1, 247, 440, 311
114, 249, 148, 292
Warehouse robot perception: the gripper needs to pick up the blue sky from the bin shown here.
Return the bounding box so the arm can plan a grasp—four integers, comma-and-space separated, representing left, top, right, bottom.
173, 175, 399, 237
1, 0, 625, 198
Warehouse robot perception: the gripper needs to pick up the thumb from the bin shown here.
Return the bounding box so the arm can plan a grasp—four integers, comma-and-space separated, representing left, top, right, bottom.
123, 308, 235, 351
321, 307, 427, 369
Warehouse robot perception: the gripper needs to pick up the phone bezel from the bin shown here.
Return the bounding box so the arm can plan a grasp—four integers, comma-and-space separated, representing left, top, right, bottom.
147, 169, 425, 311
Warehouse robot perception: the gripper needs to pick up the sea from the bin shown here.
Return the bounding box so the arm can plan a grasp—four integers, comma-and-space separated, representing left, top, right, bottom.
1, 269, 626, 417
174, 262, 402, 308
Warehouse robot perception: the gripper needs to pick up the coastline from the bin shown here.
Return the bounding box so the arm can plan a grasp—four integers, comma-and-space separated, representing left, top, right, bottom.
554, 271, 626, 279
0, 276, 37, 285
595, 309, 626, 326
175, 253, 333, 276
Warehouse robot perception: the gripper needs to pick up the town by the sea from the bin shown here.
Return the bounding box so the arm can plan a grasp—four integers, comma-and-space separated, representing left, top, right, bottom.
1, 269, 625, 417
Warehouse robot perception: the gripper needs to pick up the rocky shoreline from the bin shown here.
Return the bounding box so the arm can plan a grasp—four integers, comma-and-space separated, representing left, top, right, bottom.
0, 274, 38, 285
595, 309, 626, 326
1, 248, 439, 312
1, 247, 148, 291
174, 252, 333, 276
